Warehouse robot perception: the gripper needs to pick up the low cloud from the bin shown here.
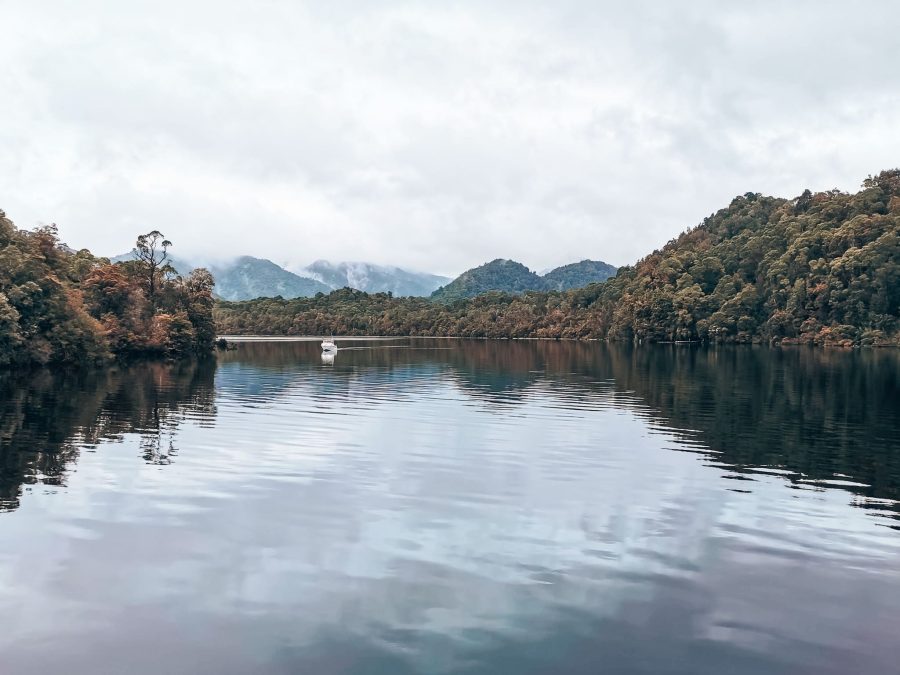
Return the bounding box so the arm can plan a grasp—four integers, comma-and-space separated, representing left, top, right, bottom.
2, 0, 898, 276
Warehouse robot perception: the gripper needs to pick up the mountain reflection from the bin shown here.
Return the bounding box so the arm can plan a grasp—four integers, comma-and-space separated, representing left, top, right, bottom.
0, 359, 216, 511
1, 341, 898, 523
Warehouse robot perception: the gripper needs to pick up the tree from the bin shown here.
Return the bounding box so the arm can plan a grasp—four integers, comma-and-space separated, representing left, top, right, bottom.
134, 230, 173, 304
183, 268, 216, 352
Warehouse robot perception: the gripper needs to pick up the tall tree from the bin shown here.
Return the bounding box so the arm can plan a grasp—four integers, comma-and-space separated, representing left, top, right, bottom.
134, 230, 173, 303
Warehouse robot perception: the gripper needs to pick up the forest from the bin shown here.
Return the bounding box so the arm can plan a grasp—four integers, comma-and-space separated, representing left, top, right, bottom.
216, 170, 900, 346
430, 258, 617, 300
0, 212, 215, 366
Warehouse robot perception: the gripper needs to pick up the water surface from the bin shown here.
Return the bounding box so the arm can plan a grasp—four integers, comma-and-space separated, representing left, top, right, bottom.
1, 341, 898, 674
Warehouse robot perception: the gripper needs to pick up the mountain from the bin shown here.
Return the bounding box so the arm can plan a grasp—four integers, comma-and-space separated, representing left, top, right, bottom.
430, 258, 618, 300
211, 257, 330, 301
430, 259, 545, 301
542, 260, 617, 291
110, 251, 329, 300
300, 260, 449, 297
111, 252, 448, 300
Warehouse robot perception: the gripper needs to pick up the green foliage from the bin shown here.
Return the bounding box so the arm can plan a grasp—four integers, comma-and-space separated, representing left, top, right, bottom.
431, 259, 544, 301
217, 171, 900, 346
431, 258, 618, 301
542, 260, 618, 291
0, 212, 216, 366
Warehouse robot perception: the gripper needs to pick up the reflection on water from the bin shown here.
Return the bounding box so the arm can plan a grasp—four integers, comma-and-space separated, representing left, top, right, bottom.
0, 359, 216, 511
0, 341, 898, 674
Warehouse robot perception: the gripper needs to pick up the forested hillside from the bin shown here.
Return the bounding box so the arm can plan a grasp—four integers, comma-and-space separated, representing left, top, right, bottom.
542, 260, 618, 291
430, 258, 617, 300
0, 213, 215, 366
430, 259, 545, 301
216, 171, 900, 346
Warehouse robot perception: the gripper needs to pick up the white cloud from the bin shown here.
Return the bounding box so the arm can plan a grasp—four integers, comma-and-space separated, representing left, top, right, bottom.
2, 0, 898, 276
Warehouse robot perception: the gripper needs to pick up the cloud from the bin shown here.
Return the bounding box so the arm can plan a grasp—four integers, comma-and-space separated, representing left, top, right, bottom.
1, 0, 898, 275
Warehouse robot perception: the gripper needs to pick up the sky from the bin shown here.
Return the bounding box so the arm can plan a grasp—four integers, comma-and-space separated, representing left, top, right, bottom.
2, 1, 899, 277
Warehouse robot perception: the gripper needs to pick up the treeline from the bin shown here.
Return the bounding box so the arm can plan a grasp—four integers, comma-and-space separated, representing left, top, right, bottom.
0, 212, 215, 366
215, 170, 900, 346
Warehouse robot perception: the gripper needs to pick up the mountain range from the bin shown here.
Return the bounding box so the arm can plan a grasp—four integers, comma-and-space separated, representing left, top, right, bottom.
430, 259, 618, 301
110, 253, 450, 300
110, 251, 617, 301
299, 260, 450, 298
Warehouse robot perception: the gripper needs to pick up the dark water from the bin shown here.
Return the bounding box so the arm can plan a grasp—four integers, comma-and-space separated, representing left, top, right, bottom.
1, 340, 899, 675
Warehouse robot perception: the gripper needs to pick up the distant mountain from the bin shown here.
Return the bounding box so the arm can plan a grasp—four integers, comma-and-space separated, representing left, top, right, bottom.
111, 249, 613, 303
110, 251, 330, 300
430, 259, 546, 301
542, 260, 617, 291
301, 260, 450, 297
211, 257, 331, 301
431, 258, 618, 300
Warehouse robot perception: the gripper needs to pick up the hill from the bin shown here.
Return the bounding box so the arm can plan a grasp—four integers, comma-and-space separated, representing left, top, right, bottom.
216, 169, 900, 346
542, 260, 618, 291
302, 260, 449, 297
430, 258, 618, 300
430, 259, 546, 301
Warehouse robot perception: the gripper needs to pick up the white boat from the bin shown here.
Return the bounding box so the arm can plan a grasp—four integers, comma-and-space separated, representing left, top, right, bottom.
321, 337, 337, 352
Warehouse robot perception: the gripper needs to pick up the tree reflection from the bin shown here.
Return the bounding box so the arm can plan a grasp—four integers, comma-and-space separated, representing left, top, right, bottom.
3, 341, 898, 522
0, 359, 216, 511
221, 340, 900, 516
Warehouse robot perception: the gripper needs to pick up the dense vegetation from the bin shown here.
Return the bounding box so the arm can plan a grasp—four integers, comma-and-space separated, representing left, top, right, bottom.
542, 260, 618, 291
0, 213, 215, 366
430, 258, 617, 300
216, 171, 900, 346
431, 259, 545, 300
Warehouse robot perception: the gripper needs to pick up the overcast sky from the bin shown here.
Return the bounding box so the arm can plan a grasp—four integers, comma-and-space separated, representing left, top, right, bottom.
2, 1, 899, 276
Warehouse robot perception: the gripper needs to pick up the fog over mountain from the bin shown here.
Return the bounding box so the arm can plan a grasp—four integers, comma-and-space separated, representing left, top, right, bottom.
300, 260, 450, 297
111, 251, 450, 299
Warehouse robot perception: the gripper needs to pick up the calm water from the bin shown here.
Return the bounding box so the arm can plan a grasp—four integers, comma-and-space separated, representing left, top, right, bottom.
1, 340, 899, 674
